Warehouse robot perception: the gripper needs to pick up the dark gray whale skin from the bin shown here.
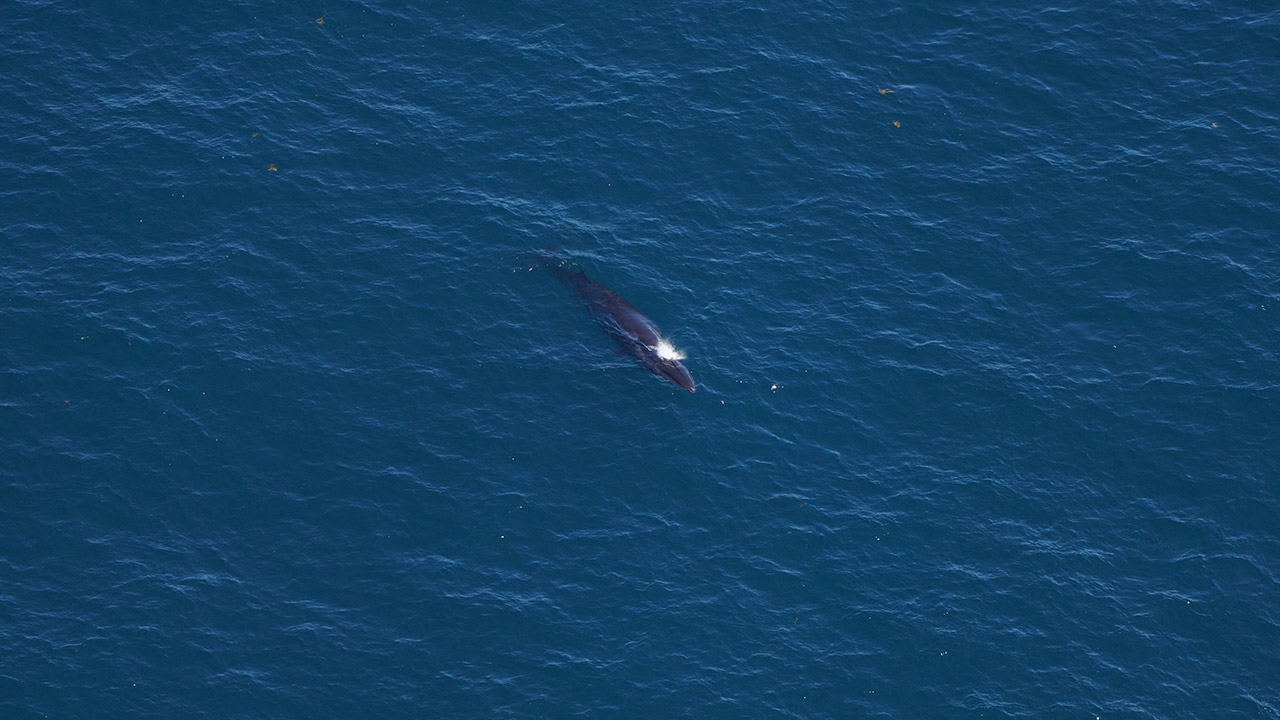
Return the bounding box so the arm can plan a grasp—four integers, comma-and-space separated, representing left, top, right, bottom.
547, 264, 695, 392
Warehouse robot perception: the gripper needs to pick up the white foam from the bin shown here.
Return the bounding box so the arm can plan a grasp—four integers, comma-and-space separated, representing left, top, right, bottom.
655, 339, 686, 361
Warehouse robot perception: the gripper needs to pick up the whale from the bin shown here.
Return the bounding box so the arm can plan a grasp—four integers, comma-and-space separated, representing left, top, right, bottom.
546, 262, 695, 393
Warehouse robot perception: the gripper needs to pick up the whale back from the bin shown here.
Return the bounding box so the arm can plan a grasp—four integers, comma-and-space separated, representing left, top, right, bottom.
548, 266, 661, 348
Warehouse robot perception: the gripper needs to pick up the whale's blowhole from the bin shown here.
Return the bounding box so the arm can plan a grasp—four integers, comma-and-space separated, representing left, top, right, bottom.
655, 339, 686, 361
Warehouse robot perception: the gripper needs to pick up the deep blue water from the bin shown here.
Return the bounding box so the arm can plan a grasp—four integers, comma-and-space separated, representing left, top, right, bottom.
3, 1, 1278, 718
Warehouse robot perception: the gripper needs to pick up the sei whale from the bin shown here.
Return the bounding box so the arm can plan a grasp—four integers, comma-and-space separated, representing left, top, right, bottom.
546, 262, 695, 393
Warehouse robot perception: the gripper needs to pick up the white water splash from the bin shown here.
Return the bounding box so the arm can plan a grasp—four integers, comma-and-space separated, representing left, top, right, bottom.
655, 339, 686, 361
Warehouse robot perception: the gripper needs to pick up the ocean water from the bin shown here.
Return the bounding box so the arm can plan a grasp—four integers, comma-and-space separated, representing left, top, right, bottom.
3, 1, 1278, 718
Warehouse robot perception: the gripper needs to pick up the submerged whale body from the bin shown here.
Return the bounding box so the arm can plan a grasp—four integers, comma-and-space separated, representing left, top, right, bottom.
546, 263, 695, 393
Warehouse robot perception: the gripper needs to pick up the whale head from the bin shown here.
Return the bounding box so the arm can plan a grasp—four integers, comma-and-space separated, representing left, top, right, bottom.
640, 343, 696, 393
661, 359, 696, 393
